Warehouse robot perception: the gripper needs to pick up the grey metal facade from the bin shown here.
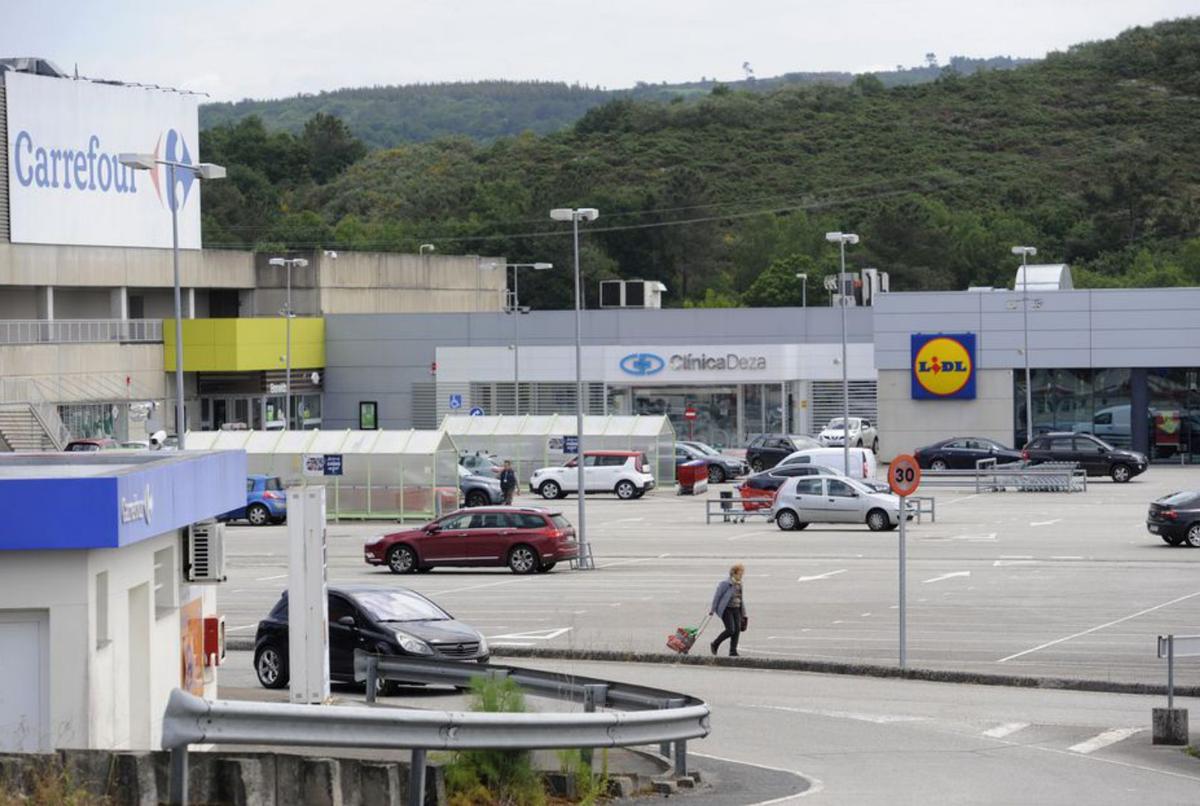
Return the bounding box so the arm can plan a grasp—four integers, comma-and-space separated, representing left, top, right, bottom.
324, 306, 875, 429
0, 78, 8, 242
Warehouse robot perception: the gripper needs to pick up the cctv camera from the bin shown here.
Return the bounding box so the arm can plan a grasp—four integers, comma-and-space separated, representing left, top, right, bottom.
324, 250, 338, 259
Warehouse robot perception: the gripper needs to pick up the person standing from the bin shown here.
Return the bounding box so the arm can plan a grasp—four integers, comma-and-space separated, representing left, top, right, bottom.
710, 563, 747, 657
499, 459, 518, 505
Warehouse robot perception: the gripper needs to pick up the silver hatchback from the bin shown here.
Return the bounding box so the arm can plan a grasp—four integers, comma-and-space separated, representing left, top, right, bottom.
770, 475, 908, 532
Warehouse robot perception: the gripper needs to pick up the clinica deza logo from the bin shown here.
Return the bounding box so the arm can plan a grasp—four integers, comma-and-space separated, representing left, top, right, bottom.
619, 353, 666, 376
12, 127, 195, 211
911, 334, 976, 400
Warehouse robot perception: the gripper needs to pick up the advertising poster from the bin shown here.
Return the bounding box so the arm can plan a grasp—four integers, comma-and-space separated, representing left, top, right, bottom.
179, 598, 205, 696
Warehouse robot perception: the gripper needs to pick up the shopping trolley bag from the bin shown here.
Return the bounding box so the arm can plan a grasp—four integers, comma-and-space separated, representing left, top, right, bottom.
666, 614, 713, 655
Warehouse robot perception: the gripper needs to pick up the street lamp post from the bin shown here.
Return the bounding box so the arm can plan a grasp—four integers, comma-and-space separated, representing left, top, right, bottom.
826, 232, 859, 476
550, 207, 599, 570
118, 153, 225, 449
795, 273, 808, 308
269, 257, 309, 430
480, 262, 553, 414
1012, 246, 1038, 445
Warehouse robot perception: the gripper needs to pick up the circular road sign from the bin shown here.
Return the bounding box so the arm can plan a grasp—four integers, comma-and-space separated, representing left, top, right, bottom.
469, 407, 485, 416
889, 454, 921, 497
683, 407, 698, 421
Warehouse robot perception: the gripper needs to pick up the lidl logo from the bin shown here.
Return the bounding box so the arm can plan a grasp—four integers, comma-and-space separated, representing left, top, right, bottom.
911, 333, 976, 400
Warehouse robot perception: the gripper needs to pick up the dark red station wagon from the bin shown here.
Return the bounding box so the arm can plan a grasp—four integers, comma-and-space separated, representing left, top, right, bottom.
364, 506, 579, 575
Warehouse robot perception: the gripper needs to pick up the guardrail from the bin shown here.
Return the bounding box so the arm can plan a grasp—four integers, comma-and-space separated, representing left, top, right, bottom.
161, 655, 710, 806
0, 318, 162, 345
917, 459, 1087, 493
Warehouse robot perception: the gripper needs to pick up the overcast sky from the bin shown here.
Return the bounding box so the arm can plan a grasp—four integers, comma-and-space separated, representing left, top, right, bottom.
3, 1, 1196, 102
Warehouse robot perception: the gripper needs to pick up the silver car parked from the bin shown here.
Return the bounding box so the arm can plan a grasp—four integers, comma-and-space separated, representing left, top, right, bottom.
770, 475, 908, 532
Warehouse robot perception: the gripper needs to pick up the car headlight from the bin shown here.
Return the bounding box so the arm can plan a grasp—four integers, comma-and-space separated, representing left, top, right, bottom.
478, 637, 489, 654
365, 536, 383, 548
393, 631, 433, 655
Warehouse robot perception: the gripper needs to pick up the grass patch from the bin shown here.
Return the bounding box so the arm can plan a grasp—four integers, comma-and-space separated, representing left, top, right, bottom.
0, 756, 110, 806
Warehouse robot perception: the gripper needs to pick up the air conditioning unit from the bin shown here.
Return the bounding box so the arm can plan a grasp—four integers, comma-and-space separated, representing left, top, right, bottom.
186, 521, 227, 583
599, 279, 667, 309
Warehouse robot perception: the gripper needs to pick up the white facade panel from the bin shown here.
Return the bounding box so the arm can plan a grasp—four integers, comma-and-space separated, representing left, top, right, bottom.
4, 72, 201, 249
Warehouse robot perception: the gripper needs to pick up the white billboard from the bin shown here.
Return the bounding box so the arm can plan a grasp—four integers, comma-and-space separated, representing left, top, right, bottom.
5, 71, 202, 249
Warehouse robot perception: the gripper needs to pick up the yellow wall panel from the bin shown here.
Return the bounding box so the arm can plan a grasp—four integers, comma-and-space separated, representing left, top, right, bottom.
164, 318, 325, 371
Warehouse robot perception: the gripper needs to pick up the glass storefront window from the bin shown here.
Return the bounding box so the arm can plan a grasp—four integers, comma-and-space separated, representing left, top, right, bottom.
632, 386, 738, 448
1148, 368, 1200, 461
1015, 368, 1132, 449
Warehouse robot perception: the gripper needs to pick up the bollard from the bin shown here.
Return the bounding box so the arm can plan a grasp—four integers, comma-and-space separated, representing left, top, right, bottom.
366, 655, 379, 704
169, 746, 189, 806
408, 748, 427, 806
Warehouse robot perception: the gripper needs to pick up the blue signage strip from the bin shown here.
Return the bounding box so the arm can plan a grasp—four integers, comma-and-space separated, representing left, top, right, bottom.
911, 332, 977, 400
0, 451, 247, 551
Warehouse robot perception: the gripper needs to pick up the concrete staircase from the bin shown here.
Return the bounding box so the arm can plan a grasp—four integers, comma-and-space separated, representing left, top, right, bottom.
0, 404, 63, 451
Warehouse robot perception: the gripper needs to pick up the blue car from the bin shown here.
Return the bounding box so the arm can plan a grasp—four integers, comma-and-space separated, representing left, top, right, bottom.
221, 475, 287, 526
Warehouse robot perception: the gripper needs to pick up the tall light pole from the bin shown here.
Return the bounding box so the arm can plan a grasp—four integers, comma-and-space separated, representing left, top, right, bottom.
1012, 246, 1038, 445
269, 257, 309, 430
119, 153, 225, 449
550, 207, 599, 570
795, 273, 808, 309
826, 232, 859, 476
480, 262, 553, 414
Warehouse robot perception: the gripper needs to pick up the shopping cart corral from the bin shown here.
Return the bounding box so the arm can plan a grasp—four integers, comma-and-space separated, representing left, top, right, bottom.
918, 458, 1087, 494
705, 491, 772, 524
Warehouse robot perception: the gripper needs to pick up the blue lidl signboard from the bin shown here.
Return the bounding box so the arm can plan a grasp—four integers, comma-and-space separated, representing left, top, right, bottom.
911, 333, 976, 400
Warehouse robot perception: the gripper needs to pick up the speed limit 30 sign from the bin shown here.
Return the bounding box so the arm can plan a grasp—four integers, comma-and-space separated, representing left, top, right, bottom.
889, 454, 922, 497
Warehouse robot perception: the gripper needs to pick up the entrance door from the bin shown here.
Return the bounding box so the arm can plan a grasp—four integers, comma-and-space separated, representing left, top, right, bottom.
0, 611, 49, 752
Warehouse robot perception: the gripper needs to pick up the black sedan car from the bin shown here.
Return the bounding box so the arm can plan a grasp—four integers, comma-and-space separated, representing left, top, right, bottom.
745, 433, 822, 473
674, 442, 747, 484
914, 437, 1023, 470
253, 585, 488, 691
1147, 491, 1200, 547
1022, 432, 1148, 482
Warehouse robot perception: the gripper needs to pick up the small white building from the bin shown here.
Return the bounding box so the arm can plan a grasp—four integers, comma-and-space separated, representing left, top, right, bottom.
0, 450, 244, 752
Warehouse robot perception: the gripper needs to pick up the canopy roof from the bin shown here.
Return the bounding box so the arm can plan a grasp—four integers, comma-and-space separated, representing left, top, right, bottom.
185, 429, 457, 456
440, 414, 674, 438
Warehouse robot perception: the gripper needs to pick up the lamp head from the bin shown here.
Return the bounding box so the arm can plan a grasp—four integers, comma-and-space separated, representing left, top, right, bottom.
1011, 245, 1037, 256
268, 258, 287, 267
195, 162, 226, 180
578, 208, 599, 222
118, 153, 155, 171
533, 262, 553, 270
825, 231, 859, 245
550, 208, 599, 222
795, 273, 808, 280
550, 208, 574, 221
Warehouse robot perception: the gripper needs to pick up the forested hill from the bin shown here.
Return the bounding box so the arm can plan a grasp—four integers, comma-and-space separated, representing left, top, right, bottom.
199, 56, 1030, 148
199, 19, 1200, 310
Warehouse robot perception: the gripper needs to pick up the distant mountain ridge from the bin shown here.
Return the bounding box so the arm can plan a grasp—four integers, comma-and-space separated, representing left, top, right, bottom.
199, 55, 1033, 148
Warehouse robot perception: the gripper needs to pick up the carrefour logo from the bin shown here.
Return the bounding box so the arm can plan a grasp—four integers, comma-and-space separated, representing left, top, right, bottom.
911, 333, 976, 400
120, 484, 155, 525
619, 352, 666, 376
11, 127, 195, 211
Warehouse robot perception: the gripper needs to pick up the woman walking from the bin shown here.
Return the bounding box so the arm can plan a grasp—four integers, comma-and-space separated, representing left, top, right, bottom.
710, 563, 747, 657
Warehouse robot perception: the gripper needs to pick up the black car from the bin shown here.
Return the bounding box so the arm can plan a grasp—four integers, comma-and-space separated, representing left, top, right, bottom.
914, 437, 1023, 470
674, 443, 747, 484
253, 585, 488, 690
745, 434, 822, 473
1146, 491, 1200, 547
1022, 432, 1148, 483
739, 463, 890, 495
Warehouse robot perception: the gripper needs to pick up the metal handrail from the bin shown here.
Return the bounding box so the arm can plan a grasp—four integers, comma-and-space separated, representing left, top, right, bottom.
0, 378, 69, 450
0, 318, 162, 345
162, 657, 710, 806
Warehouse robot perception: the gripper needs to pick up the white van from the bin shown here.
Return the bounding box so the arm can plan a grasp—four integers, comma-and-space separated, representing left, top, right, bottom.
777, 446, 878, 481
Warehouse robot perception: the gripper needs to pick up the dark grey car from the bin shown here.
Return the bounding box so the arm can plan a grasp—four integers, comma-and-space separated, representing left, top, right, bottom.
460, 467, 504, 507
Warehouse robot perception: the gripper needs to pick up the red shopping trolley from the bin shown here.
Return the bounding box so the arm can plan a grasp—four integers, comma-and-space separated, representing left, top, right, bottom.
666, 614, 713, 655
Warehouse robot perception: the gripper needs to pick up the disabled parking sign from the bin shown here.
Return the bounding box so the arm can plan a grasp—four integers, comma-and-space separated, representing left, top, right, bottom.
449, 394, 463, 410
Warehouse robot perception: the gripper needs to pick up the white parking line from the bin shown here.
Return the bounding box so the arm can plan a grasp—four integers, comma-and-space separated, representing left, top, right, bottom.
983, 722, 1029, 739
923, 571, 970, 584
997, 590, 1200, 663
746, 703, 927, 725
255, 573, 288, 582
1068, 727, 1144, 754
1030, 519, 1062, 527
797, 569, 847, 582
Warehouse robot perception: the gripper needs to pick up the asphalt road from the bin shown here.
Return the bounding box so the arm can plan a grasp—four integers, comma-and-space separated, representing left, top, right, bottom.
221, 466, 1200, 686
218, 655, 1200, 805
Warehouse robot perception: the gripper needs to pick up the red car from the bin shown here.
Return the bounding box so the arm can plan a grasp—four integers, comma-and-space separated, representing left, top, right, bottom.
364, 506, 579, 575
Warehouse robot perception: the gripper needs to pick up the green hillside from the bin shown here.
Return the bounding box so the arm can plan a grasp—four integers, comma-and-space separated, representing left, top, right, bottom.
199, 56, 1030, 148
200, 19, 1200, 310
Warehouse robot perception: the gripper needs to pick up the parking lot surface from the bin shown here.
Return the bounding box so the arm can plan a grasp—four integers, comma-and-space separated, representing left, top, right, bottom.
221, 467, 1200, 686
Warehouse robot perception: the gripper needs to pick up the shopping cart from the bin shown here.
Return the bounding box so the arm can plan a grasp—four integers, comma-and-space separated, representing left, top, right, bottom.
666, 614, 713, 655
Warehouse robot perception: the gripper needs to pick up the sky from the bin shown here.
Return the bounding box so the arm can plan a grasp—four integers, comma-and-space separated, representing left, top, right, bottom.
2, 0, 1197, 102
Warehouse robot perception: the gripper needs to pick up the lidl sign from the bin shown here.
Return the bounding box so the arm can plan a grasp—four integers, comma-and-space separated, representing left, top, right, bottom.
911, 333, 976, 400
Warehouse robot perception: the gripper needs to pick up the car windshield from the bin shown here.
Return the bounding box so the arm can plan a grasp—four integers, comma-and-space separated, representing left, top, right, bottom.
826, 419, 859, 430
690, 443, 720, 456
354, 591, 451, 622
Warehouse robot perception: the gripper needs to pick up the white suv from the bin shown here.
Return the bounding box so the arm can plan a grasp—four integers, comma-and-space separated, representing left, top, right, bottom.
530, 451, 656, 500
818, 417, 879, 452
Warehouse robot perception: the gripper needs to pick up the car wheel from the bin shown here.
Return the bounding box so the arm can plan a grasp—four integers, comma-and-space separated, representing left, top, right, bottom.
1162, 535, 1183, 546
539, 481, 561, 500
1186, 523, 1200, 548
707, 465, 726, 484
1110, 463, 1132, 483
615, 480, 637, 500
247, 503, 270, 526
465, 490, 490, 508
537, 561, 557, 573
750, 458, 764, 473
387, 545, 417, 574
930, 458, 948, 471
872, 438, 879, 453
866, 509, 890, 532
775, 509, 800, 531
508, 544, 539, 574
255, 644, 288, 689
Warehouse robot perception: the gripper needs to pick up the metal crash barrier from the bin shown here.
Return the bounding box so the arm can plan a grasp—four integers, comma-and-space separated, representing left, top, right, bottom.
918, 458, 1087, 493
161, 655, 710, 806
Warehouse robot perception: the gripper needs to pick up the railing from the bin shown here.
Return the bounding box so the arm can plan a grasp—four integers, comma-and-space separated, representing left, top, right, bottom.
916, 458, 1087, 493
161, 655, 710, 806
0, 378, 70, 450
0, 318, 162, 345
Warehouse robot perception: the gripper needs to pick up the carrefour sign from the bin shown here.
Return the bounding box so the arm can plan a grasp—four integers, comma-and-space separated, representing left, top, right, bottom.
911, 333, 976, 400
4, 71, 201, 249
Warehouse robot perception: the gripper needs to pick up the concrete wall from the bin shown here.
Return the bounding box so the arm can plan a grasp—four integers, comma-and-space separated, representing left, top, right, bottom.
0, 532, 214, 751
324, 306, 875, 430
0, 244, 255, 290
877, 368, 1014, 460
0, 343, 165, 403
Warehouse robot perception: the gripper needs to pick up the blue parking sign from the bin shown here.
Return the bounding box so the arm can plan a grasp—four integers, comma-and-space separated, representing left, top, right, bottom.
469, 407, 485, 416
449, 393, 463, 410
562, 435, 579, 454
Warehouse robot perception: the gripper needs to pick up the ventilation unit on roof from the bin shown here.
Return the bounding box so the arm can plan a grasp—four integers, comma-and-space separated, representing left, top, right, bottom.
599, 280, 667, 309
